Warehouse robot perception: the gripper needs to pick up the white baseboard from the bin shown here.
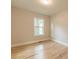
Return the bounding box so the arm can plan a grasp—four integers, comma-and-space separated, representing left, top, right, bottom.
52, 39, 68, 47
12, 39, 49, 48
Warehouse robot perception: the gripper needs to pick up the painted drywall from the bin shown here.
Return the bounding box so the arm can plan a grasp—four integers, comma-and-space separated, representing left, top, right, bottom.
11, 7, 50, 47
51, 10, 68, 45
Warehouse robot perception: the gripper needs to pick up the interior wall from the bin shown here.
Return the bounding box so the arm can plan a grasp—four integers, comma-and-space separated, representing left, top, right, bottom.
51, 10, 68, 45
11, 7, 50, 47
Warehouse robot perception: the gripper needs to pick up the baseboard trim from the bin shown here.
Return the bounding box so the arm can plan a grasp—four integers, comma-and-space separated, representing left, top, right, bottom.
52, 39, 68, 47
12, 39, 49, 48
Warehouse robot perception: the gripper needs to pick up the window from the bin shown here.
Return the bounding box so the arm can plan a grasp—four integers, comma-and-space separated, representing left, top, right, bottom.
34, 17, 44, 36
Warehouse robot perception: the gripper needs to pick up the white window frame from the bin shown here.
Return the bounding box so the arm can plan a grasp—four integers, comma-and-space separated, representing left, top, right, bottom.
34, 17, 44, 36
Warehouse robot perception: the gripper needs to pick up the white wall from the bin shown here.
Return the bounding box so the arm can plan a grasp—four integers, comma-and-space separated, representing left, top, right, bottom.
51, 10, 68, 45
11, 7, 50, 47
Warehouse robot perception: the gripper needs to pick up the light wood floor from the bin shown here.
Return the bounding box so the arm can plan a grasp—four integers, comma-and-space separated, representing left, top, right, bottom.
11, 40, 68, 59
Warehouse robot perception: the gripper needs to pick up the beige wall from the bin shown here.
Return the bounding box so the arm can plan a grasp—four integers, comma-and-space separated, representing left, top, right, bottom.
51, 10, 68, 45
12, 7, 50, 47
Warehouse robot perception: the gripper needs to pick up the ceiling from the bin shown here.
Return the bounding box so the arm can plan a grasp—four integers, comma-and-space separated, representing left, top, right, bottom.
12, 0, 68, 16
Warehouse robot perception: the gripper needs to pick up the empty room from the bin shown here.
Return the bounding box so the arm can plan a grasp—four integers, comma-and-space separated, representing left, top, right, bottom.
11, 0, 68, 59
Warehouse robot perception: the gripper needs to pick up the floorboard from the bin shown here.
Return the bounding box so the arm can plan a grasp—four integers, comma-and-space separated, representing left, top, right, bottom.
11, 40, 68, 59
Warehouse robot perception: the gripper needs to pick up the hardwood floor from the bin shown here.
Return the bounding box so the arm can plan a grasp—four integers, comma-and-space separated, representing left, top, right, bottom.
11, 40, 68, 59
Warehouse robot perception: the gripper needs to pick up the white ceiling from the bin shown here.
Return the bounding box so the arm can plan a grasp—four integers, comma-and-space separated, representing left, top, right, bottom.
12, 0, 68, 16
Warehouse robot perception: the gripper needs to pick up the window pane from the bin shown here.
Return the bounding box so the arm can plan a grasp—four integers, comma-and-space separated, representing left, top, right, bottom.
34, 18, 38, 26
38, 19, 44, 27
34, 27, 38, 36
38, 27, 44, 35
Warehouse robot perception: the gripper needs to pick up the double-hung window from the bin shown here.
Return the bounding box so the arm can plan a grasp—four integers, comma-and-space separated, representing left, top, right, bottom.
34, 17, 44, 36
